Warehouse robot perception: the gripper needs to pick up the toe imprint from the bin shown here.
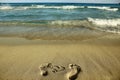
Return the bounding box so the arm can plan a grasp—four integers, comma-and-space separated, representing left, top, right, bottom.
40, 69, 48, 76
49, 64, 65, 73
38, 63, 66, 76
39, 63, 51, 76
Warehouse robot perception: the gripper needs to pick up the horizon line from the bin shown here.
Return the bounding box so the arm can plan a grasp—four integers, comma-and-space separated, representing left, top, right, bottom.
0, 2, 120, 4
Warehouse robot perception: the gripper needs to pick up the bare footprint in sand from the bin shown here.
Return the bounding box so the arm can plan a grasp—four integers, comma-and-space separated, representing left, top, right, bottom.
46, 63, 65, 73
51, 65, 65, 73
39, 63, 51, 76
39, 63, 65, 76
66, 64, 81, 80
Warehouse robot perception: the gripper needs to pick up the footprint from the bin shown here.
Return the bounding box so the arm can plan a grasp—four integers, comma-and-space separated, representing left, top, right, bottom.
52, 65, 65, 73
66, 64, 81, 80
39, 63, 51, 76
50, 65, 65, 73
39, 63, 66, 76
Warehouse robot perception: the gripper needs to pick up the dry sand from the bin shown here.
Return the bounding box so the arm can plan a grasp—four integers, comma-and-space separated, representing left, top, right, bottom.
0, 34, 120, 80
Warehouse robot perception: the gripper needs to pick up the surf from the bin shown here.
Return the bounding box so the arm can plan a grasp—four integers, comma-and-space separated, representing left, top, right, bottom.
0, 3, 119, 11
0, 18, 120, 34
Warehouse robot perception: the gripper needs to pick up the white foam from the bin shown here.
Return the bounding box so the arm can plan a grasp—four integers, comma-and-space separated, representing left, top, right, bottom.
35, 5, 46, 8
35, 5, 84, 9
51, 21, 72, 25
88, 6, 118, 11
0, 5, 13, 10
61, 6, 84, 9
88, 17, 120, 34
0, 5, 85, 10
104, 30, 120, 34
0, 5, 118, 11
88, 18, 120, 27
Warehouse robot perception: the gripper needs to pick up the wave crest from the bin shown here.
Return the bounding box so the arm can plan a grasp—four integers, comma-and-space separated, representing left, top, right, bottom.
88, 6, 118, 11
0, 18, 120, 34
88, 18, 120, 33
0, 5, 13, 10
88, 18, 120, 27
0, 5, 118, 11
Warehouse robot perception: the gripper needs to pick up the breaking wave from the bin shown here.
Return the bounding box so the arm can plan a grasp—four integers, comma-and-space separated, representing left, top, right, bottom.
0, 5, 84, 10
87, 6, 118, 11
0, 18, 120, 34
0, 5, 13, 10
0, 17, 120, 40
0, 5, 119, 11
88, 18, 120, 34
49, 19, 120, 34
88, 18, 120, 27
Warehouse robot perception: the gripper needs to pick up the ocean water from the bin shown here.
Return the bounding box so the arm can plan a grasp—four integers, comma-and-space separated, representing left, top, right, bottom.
0, 3, 120, 40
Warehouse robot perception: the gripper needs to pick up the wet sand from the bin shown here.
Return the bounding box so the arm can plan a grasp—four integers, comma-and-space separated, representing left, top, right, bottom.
0, 34, 120, 80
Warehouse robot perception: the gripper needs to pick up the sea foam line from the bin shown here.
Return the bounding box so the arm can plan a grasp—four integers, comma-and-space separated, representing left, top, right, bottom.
88, 17, 120, 34
0, 5, 119, 11
88, 18, 120, 27
88, 6, 118, 11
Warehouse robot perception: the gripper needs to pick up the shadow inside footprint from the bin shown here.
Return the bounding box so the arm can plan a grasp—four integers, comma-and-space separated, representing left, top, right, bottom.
40, 70, 48, 76
39, 63, 51, 76
66, 64, 81, 80
51, 65, 65, 73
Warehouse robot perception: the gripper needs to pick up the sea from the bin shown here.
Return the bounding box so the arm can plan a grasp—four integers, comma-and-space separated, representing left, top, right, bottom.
0, 3, 120, 40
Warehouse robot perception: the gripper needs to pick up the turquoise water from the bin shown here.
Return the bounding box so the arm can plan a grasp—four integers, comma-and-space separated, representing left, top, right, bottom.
0, 3, 120, 40
0, 3, 120, 21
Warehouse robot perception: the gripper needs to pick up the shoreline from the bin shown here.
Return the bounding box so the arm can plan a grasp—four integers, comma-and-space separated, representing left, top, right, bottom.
0, 33, 119, 45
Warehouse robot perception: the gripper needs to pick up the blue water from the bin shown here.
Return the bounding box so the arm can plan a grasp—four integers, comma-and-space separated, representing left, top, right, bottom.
0, 3, 120, 40
0, 3, 120, 21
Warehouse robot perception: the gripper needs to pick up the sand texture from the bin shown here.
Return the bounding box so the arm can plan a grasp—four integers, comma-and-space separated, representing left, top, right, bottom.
0, 34, 120, 80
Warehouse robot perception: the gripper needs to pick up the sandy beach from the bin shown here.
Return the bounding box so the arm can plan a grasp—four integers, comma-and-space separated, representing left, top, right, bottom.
0, 34, 120, 80
0, 2, 120, 80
